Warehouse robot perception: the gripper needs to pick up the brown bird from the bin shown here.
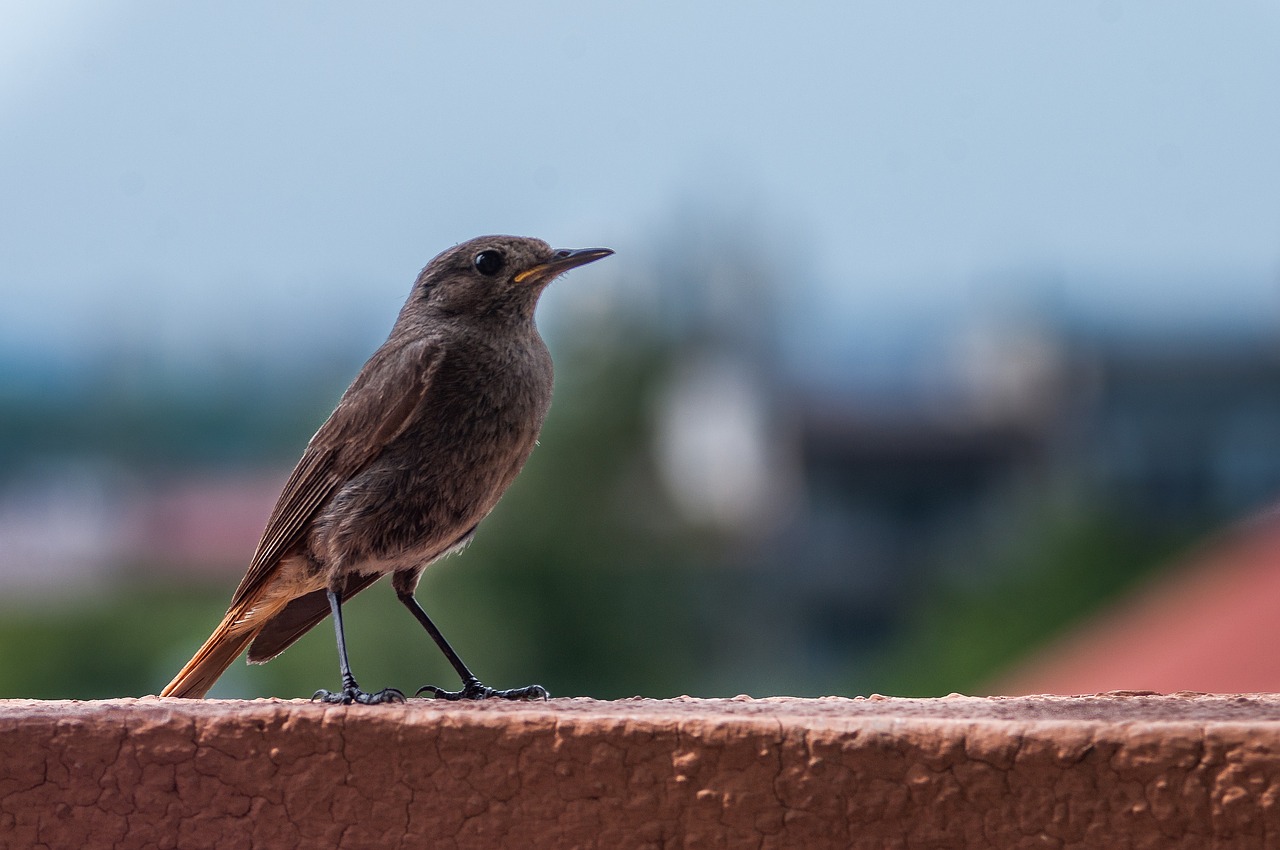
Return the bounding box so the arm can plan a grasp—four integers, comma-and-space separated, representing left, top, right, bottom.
161, 236, 613, 704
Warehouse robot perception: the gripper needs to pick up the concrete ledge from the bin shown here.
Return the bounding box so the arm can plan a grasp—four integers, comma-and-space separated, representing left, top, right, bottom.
3, 693, 1280, 848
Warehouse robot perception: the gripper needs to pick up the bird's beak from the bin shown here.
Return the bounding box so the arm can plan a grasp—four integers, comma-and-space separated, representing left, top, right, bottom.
514, 247, 614, 284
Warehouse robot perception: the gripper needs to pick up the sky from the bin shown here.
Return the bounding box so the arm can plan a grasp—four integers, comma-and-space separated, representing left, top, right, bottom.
2, 1, 1279, 369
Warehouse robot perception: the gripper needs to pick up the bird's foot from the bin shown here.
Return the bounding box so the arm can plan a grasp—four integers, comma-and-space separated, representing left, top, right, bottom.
311, 684, 406, 705
415, 677, 549, 701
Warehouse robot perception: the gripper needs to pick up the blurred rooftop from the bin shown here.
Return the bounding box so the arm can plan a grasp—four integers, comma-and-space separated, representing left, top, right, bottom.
994, 508, 1280, 695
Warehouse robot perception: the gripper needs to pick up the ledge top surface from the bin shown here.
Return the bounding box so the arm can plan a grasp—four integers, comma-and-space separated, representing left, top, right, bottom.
4, 691, 1280, 726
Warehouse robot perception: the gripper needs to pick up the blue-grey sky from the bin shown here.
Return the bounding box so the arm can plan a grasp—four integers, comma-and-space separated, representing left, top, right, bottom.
2, 1, 1279, 366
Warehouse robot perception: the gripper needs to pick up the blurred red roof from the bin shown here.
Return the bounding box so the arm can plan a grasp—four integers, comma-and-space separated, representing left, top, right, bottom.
994, 508, 1280, 695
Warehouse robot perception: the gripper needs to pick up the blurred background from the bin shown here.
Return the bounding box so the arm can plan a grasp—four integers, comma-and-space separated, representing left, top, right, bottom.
2, 1, 1280, 700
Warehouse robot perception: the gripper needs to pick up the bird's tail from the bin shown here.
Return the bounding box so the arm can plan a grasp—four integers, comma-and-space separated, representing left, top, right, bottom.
161, 603, 261, 699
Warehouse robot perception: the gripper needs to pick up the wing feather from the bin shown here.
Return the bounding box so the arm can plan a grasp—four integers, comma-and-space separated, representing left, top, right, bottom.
230, 339, 443, 605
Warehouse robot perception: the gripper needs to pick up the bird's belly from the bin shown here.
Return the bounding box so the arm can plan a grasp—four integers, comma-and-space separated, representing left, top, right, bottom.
346, 535, 459, 578
312, 418, 539, 577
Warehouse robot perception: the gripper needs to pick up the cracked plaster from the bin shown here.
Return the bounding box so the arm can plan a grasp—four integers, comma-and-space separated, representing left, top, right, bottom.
2, 693, 1280, 848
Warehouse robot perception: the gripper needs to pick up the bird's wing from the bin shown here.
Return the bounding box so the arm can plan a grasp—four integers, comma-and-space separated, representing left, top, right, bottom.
230, 338, 445, 606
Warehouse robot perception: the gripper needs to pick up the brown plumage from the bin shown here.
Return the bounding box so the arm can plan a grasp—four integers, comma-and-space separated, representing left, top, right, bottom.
161, 236, 612, 703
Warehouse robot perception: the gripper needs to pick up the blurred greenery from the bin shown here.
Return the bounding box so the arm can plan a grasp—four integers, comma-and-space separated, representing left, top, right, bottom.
0, 515, 1196, 701
0, 332, 716, 700
0, 326, 1212, 701
872, 510, 1203, 697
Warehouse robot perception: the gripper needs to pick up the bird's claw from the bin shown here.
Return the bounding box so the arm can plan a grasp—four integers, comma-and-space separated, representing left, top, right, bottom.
311, 685, 406, 705
415, 678, 549, 701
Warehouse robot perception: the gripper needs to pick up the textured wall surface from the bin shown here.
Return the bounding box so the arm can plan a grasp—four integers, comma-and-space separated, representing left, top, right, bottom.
3, 693, 1280, 849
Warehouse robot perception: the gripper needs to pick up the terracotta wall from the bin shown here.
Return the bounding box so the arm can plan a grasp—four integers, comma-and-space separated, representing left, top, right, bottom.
2, 693, 1278, 848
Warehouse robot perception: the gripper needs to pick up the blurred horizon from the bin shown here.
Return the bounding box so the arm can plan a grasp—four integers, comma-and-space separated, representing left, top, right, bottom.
2, 2, 1279, 701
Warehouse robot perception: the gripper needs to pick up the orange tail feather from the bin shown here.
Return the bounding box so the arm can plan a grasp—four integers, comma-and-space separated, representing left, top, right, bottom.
161, 604, 261, 699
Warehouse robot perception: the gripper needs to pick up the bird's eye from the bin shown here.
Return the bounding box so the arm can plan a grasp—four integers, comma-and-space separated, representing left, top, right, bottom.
473, 250, 504, 276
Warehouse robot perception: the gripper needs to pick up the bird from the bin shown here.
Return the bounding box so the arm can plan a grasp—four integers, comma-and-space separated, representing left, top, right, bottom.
160, 235, 613, 704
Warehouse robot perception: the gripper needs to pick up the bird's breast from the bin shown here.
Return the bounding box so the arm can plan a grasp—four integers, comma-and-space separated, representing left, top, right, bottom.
315, 330, 553, 574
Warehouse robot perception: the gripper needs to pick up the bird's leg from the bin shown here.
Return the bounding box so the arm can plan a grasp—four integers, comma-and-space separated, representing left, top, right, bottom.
311, 587, 405, 705
395, 590, 548, 701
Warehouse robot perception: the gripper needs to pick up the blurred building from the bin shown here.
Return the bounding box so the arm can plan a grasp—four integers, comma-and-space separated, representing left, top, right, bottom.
0, 467, 284, 593
648, 303, 1280, 688
1078, 333, 1280, 522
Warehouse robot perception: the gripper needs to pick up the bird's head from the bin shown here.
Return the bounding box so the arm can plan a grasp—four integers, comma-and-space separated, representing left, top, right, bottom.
404, 235, 612, 323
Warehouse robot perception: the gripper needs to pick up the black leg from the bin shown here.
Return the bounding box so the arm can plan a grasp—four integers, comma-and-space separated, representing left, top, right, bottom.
311, 587, 405, 705
395, 590, 548, 701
